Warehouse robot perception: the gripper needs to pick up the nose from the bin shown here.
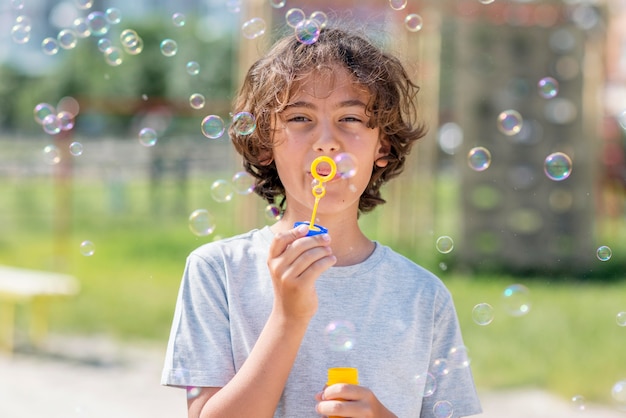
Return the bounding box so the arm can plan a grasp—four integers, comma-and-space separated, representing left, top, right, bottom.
312, 123, 340, 153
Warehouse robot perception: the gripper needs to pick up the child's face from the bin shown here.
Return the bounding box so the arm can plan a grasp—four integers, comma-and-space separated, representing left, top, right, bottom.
271, 65, 388, 220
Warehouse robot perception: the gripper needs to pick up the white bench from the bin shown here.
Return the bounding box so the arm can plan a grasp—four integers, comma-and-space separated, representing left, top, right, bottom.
0, 265, 79, 353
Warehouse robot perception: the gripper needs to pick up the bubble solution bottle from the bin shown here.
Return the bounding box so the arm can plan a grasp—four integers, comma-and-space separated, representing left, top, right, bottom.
326, 367, 359, 418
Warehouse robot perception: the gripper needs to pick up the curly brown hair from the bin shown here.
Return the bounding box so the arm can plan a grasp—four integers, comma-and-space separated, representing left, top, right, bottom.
229, 25, 427, 214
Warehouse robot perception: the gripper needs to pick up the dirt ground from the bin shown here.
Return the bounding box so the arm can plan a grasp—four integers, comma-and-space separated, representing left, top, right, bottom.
0, 335, 624, 418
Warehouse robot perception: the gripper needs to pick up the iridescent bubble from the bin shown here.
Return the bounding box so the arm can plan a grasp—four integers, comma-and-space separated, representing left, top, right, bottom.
467, 147, 491, 171
87, 11, 110, 37
34, 103, 56, 125
538, 77, 559, 99
436, 236, 454, 254
612, 380, 626, 410
270, 0, 286, 8
160, 39, 178, 57
42, 37, 59, 55
201, 115, 225, 139
104, 46, 123, 66
75, 0, 94, 10
73, 17, 91, 37
105, 8, 122, 24
324, 320, 355, 351
285, 8, 305, 28
596, 245, 612, 261
188, 209, 216, 236
42, 114, 62, 135
404, 14, 424, 32
57, 111, 75, 130
389, 0, 407, 10
571, 395, 586, 411
295, 19, 320, 45
15, 15, 31, 28
57, 29, 78, 50
433, 400, 454, 418
189, 93, 205, 110
502, 284, 531, 317
11, 24, 31, 44
172, 12, 186, 27
265, 204, 282, 221
43, 145, 61, 165
69, 142, 83, 156
242, 17, 266, 39
80, 240, 95, 256
122, 35, 143, 55
497, 110, 523, 135
335, 152, 357, 179
210, 179, 234, 203
544, 152, 572, 181
309, 11, 328, 29
186, 61, 200, 75
57, 96, 80, 117
232, 171, 255, 195
186, 386, 201, 400
472, 303, 494, 326
447, 346, 471, 369
617, 312, 626, 327
11, 0, 25, 10
232, 111, 256, 135
431, 358, 449, 376
138, 127, 157, 147
97, 38, 112, 52
120, 29, 139, 47
414, 372, 437, 397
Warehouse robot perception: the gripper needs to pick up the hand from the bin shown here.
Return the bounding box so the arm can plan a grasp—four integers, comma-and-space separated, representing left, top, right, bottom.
267, 224, 336, 321
315, 384, 398, 418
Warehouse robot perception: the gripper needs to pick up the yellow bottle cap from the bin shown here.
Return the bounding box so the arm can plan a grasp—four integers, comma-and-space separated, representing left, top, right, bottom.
327, 367, 359, 386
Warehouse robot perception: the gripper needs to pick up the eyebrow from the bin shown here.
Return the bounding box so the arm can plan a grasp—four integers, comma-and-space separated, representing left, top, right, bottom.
283, 99, 368, 110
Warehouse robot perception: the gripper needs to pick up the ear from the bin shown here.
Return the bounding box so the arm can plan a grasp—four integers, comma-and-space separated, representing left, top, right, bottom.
374, 138, 390, 168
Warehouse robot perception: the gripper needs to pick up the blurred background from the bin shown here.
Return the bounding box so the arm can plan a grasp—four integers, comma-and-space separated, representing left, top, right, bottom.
1, 0, 626, 416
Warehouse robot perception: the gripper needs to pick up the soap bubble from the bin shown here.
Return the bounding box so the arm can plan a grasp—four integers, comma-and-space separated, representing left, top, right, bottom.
270, 0, 286, 8
447, 346, 470, 369
57, 111, 75, 130
544, 152, 572, 181
405, 14, 424, 32
189, 93, 206, 110
76, 0, 94, 10
172, 12, 186, 27
433, 400, 454, 418
324, 320, 355, 351
472, 303, 494, 326
104, 46, 123, 66
414, 372, 436, 397
11, 0, 25, 10
80, 240, 95, 256
186, 386, 201, 400
467, 147, 491, 171
120, 30, 143, 55
188, 209, 216, 236
160, 39, 178, 57
612, 380, 626, 410
42, 114, 62, 135
186, 61, 200, 75
265, 204, 282, 221
431, 358, 449, 376
616, 312, 626, 327
69, 142, 83, 156
538, 77, 559, 99
34, 103, 56, 125
389, 0, 408, 10
210, 179, 234, 203
138, 127, 157, 147
497, 110, 523, 135
232, 171, 255, 195
571, 395, 586, 411
436, 236, 454, 254
11, 24, 31, 44
502, 284, 531, 317
596, 245, 612, 261
201, 115, 225, 139
105, 8, 122, 24
335, 153, 357, 179
43, 145, 61, 165
87, 11, 110, 36
285, 8, 305, 27
309, 11, 328, 29
73, 17, 91, 37
295, 19, 320, 45
242, 17, 266, 39
97, 38, 112, 52
42, 37, 59, 55
232, 111, 256, 135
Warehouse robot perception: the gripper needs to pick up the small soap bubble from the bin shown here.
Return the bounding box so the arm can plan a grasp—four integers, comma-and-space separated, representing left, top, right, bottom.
80, 240, 95, 256
571, 395, 586, 411
189, 93, 206, 110
472, 303, 494, 326
172, 12, 186, 27
43, 145, 61, 165
120, 29, 139, 46
122, 34, 143, 55
104, 46, 123, 66
309, 11, 328, 29
232, 111, 256, 135
69, 142, 83, 156
596, 245, 612, 261
57, 111, 75, 130
436, 236, 454, 254
295, 19, 320, 45
264, 204, 282, 221
232, 171, 255, 195
226, 0, 241, 13
42, 37, 59, 55
160, 39, 178, 57
611, 380, 626, 410
433, 400, 454, 418
11, 24, 31, 44
389, 0, 408, 10
270, 0, 286, 8
58, 29, 78, 49
97, 38, 112, 52
42, 114, 62, 135
11, 0, 25, 10
324, 320, 355, 351
188, 209, 216, 236
616, 312, 626, 327
467, 147, 491, 171
138, 127, 157, 147
538, 77, 559, 99
186, 386, 201, 400
285, 8, 305, 28
242, 17, 266, 39
404, 14, 424, 32
335, 153, 357, 179
447, 346, 470, 369
502, 284, 531, 317
75, 0, 94, 10
15, 15, 32, 28
57, 96, 80, 117
186, 61, 200, 75
87, 11, 110, 36
73, 17, 91, 38
34, 103, 56, 125
105, 8, 122, 24
210, 179, 234, 203
201, 115, 225, 139
414, 372, 437, 397
431, 358, 449, 376
497, 110, 523, 135
544, 152, 572, 181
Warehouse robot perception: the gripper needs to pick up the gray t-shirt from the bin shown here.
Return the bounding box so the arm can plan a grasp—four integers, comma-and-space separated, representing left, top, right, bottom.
162, 226, 482, 417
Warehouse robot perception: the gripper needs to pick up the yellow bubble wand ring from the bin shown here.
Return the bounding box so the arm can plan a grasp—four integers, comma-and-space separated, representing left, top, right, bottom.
308, 156, 337, 232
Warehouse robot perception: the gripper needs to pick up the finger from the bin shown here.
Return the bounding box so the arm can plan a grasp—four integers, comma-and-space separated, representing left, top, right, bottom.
322, 383, 362, 401
268, 224, 310, 258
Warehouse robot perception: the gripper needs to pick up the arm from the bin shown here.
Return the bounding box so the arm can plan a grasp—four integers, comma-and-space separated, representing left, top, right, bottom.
189, 224, 336, 418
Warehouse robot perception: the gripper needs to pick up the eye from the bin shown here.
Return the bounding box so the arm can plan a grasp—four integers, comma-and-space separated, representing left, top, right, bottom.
340, 116, 364, 123
286, 115, 311, 122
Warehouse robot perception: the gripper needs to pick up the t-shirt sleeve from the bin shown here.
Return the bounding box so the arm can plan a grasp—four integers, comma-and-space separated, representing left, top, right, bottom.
161, 251, 235, 388
420, 288, 483, 418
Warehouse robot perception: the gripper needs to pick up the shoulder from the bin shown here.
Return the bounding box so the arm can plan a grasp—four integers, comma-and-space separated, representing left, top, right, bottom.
189, 227, 272, 262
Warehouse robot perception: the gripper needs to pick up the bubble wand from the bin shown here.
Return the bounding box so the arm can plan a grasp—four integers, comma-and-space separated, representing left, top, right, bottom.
294, 156, 337, 236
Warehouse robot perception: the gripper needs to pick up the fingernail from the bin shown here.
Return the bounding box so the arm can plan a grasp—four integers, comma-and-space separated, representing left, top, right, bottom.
321, 233, 330, 242
296, 224, 309, 234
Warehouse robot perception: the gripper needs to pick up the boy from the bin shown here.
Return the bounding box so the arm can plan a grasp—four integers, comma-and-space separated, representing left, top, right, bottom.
162, 25, 482, 418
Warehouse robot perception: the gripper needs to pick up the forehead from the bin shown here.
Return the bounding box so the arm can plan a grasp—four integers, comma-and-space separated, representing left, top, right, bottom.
288, 64, 371, 103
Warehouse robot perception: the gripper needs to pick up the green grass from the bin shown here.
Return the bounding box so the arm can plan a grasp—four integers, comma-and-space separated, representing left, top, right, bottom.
1, 176, 625, 406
